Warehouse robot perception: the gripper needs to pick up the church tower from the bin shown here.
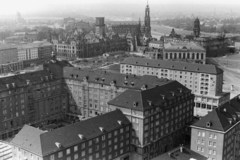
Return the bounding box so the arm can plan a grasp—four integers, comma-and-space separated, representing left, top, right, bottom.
193, 17, 200, 37
144, 1, 151, 37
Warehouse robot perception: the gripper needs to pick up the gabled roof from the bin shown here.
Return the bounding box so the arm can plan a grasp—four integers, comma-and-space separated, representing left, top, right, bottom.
192, 98, 240, 132
11, 125, 45, 156
11, 110, 131, 157
108, 81, 191, 111
121, 57, 223, 75
63, 67, 172, 90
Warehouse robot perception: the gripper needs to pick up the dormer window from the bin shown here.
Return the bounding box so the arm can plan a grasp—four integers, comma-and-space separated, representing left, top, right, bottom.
95, 77, 99, 81
110, 80, 116, 86
228, 118, 232, 124
78, 134, 84, 140
161, 94, 165, 100
133, 102, 138, 107
99, 127, 104, 132
83, 76, 88, 82
233, 115, 237, 121
130, 82, 134, 87
141, 85, 147, 91
170, 91, 175, 97
101, 78, 105, 82
178, 88, 182, 93
206, 121, 212, 127
12, 83, 16, 88
6, 84, 10, 88
40, 77, 44, 81
125, 75, 128, 80
45, 76, 48, 81
118, 120, 122, 125
124, 81, 128, 85
26, 80, 30, 85
148, 100, 152, 106
55, 142, 61, 148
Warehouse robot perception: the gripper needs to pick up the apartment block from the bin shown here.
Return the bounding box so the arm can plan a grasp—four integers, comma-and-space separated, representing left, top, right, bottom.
63, 67, 172, 118
0, 61, 69, 140
11, 109, 132, 160
120, 57, 230, 117
108, 81, 194, 160
191, 95, 240, 160
17, 42, 53, 61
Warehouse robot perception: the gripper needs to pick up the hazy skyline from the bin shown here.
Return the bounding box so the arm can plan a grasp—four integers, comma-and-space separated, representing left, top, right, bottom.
1, 0, 240, 18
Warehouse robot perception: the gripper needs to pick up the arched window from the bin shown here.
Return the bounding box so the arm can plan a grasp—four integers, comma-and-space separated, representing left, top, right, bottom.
174, 53, 177, 59
192, 53, 195, 59
201, 53, 204, 59
170, 53, 172, 59
196, 53, 199, 60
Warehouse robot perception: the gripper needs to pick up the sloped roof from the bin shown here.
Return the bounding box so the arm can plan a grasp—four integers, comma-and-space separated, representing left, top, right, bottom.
41, 109, 130, 156
121, 57, 223, 75
192, 98, 240, 132
12, 110, 130, 156
11, 125, 45, 156
63, 67, 172, 90
108, 81, 191, 111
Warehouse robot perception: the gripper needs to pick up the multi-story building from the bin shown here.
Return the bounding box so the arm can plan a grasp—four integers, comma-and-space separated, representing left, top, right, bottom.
0, 61, 24, 74
108, 81, 194, 160
163, 42, 206, 64
17, 42, 53, 61
120, 57, 230, 117
17, 44, 39, 60
191, 95, 240, 160
63, 67, 171, 118
0, 45, 18, 64
0, 61, 69, 140
11, 109, 132, 160
53, 34, 127, 59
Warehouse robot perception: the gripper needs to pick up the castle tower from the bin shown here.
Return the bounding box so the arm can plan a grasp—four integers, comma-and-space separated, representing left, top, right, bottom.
95, 17, 106, 37
144, 1, 151, 37
193, 17, 200, 37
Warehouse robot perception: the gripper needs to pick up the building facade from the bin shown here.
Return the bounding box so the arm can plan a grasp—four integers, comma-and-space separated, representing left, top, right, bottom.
191, 95, 240, 160
63, 67, 171, 119
17, 42, 53, 61
0, 61, 24, 74
11, 109, 132, 160
0, 61, 69, 140
120, 57, 230, 117
163, 42, 206, 64
108, 81, 194, 160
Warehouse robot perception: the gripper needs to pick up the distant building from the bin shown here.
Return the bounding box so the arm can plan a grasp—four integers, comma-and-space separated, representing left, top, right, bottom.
191, 95, 240, 160
95, 17, 106, 37
0, 44, 18, 64
11, 109, 132, 160
17, 42, 53, 61
120, 57, 230, 117
193, 18, 200, 38
111, 2, 152, 51
163, 42, 206, 64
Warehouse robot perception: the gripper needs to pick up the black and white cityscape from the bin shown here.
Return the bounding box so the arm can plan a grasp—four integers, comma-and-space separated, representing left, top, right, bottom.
1, 0, 240, 160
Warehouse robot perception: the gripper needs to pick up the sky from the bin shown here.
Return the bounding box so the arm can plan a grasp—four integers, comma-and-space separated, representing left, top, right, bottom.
1, 0, 240, 16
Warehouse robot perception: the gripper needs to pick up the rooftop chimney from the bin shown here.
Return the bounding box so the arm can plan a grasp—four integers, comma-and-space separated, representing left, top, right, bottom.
78, 134, 84, 140
118, 120, 122, 125
99, 127, 104, 132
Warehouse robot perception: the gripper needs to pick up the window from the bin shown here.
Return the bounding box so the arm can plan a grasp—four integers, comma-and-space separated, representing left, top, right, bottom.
213, 150, 216, 155
81, 143, 85, 149
88, 140, 92, 146
89, 148, 92, 154
96, 153, 99, 158
209, 149, 212, 154
114, 130, 118, 136
202, 132, 205, 137
209, 141, 212, 146
214, 134, 217, 139
198, 131, 201, 136
50, 155, 54, 160
102, 150, 106, 155
81, 151, 85, 157
67, 157, 71, 160
108, 133, 112, 138
108, 140, 112, 145
58, 152, 63, 158
213, 142, 216, 147
102, 142, 106, 148
102, 135, 105, 140
74, 154, 78, 160
74, 146, 78, 152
